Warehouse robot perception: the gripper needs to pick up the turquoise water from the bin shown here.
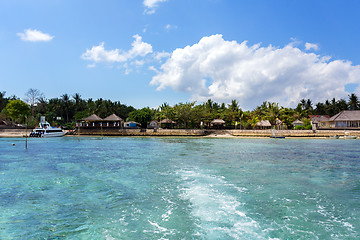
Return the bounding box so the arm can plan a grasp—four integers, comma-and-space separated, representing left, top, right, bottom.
0, 137, 359, 239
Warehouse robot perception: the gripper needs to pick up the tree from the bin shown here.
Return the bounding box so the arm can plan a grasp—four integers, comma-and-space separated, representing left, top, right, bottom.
4, 100, 30, 122
25, 88, 44, 106
247, 115, 259, 129
0, 91, 9, 112
61, 94, 71, 122
173, 102, 196, 128
348, 93, 359, 110
127, 107, 154, 128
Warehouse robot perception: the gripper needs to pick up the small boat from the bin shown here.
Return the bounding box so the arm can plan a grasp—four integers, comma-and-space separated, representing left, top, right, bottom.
29, 116, 64, 138
344, 132, 358, 139
270, 136, 285, 139
329, 135, 340, 139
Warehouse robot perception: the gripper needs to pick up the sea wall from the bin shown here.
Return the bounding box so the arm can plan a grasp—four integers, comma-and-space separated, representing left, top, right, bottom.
78, 128, 207, 136
229, 129, 360, 137
2, 128, 359, 138
77, 128, 360, 137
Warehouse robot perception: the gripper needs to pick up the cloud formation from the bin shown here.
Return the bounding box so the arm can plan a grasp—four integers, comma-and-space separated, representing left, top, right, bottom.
150, 34, 360, 109
305, 42, 319, 51
143, 0, 167, 14
17, 29, 54, 42
81, 35, 153, 66
165, 24, 178, 31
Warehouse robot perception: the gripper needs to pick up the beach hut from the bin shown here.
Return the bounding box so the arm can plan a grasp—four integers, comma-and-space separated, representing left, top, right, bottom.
103, 114, 123, 128
255, 120, 272, 129
147, 120, 159, 129
77, 114, 103, 128
160, 119, 176, 129
210, 119, 226, 129
292, 119, 303, 127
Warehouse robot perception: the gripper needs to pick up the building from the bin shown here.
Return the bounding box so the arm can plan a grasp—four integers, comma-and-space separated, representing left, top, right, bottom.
160, 119, 176, 129
103, 114, 123, 128
292, 119, 303, 127
76, 114, 124, 128
210, 119, 225, 129
147, 120, 159, 129
255, 120, 272, 129
123, 121, 140, 128
329, 110, 360, 129
309, 115, 330, 129
76, 114, 103, 128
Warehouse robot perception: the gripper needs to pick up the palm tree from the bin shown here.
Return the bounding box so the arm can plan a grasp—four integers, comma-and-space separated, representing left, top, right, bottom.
348, 93, 359, 110
300, 99, 306, 110
61, 94, 71, 122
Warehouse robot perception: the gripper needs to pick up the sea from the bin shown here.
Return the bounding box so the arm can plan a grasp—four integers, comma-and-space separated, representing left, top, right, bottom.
0, 137, 359, 239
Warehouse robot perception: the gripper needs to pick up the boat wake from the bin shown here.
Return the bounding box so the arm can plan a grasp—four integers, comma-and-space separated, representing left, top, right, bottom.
177, 169, 267, 239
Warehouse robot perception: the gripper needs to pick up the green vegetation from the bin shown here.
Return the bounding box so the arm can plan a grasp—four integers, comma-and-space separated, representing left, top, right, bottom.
1, 89, 359, 129
3, 99, 30, 123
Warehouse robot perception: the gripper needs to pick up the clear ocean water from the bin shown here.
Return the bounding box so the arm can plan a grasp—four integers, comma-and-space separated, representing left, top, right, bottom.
0, 137, 359, 239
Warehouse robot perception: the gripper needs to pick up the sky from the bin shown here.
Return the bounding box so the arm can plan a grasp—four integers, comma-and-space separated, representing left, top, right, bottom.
1, 0, 360, 110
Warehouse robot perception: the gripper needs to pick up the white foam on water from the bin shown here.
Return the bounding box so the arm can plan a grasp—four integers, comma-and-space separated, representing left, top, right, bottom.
177, 169, 266, 239
148, 220, 168, 232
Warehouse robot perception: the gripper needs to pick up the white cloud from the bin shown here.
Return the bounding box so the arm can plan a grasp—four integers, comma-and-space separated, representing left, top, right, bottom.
165, 24, 178, 31
150, 34, 360, 109
305, 42, 320, 51
81, 35, 153, 64
81, 42, 127, 63
154, 51, 171, 60
128, 34, 153, 58
143, 0, 167, 14
17, 29, 54, 42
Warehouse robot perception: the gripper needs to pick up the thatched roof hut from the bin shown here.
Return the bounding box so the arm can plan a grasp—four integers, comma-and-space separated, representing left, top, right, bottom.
160, 119, 176, 124
83, 114, 102, 121
292, 119, 303, 126
160, 119, 176, 129
211, 119, 225, 124
103, 114, 123, 122
210, 119, 225, 129
255, 120, 272, 128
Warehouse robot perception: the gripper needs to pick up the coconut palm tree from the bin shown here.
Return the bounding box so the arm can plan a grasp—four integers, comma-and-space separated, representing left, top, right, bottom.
348, 93, 359, 110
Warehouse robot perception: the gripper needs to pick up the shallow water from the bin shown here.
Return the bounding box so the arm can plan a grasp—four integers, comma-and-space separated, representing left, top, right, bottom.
0, 137, 359, 239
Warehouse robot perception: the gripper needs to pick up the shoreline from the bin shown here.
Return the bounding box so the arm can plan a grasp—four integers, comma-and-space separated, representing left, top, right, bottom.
1, 129, 359, 139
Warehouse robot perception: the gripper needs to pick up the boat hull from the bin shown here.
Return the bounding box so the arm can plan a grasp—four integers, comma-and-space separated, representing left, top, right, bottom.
344, 136, 358, 139
42, 131, 65, 137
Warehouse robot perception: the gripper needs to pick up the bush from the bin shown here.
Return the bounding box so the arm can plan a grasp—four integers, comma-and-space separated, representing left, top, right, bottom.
294, 125, 304, 130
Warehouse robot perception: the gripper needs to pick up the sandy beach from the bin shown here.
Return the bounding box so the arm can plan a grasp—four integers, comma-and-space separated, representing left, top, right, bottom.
0, 129, 32, 138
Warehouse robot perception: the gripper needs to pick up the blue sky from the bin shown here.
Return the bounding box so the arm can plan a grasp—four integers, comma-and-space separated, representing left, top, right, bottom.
1, 0, 360, 110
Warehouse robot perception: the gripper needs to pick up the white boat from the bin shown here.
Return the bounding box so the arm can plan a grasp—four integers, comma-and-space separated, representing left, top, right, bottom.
30, 116, 64, 138
344, 132, 358, 139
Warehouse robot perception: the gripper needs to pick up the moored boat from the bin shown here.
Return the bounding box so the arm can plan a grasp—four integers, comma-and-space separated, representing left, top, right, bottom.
29, 116, 64, 138
344, 132, 358, 139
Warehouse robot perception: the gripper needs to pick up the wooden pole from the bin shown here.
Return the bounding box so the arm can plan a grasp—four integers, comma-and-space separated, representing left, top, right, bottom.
101, 123, 104, 139
77, 125, 80, 142
25, 117, 28, 149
